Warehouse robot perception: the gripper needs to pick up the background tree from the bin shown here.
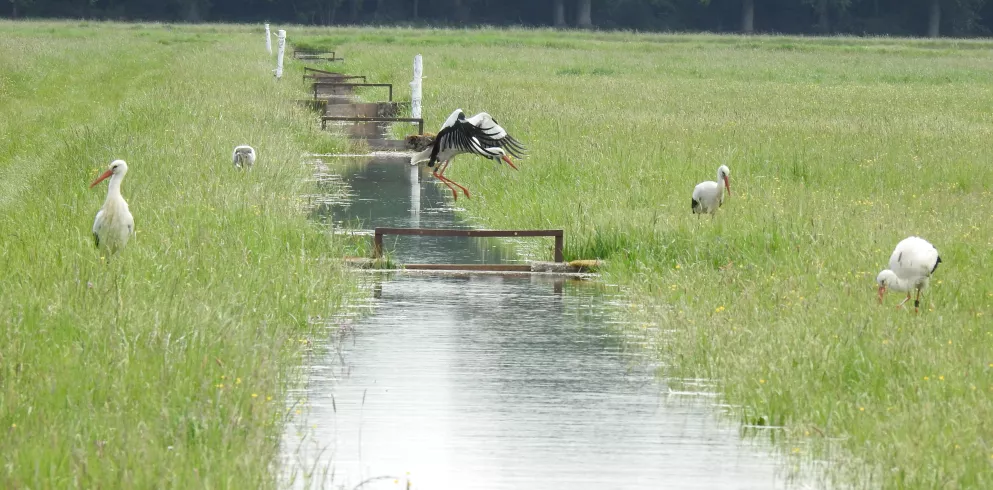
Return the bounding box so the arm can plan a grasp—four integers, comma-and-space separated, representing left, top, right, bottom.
2, 0, 990, 37
801, 0, 854, 33
553, 0, 566, 26
742, 0, 754, 32
576, 0, 592, 27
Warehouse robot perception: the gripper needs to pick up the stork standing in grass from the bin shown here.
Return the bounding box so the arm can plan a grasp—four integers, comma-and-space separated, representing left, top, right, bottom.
232, 145, 256, 170
410, 109, 527, 200
90, 159, 134, 255
876, 236, 942, 313
692, 165, 731, 217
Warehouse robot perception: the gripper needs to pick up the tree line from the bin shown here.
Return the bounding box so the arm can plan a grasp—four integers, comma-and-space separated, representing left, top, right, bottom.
6, 0, 992, 38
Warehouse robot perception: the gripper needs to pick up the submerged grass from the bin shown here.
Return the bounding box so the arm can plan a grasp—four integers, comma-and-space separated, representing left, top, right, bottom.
0, 21, 357, 487
298, 27, 993, 488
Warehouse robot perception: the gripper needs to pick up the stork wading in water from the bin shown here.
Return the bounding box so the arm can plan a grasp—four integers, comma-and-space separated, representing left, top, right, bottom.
232, 145, 256, 170
410, 109, 527, 200
692, 165, 731, 217
876, 236, 942, 313
90, 159, 135, 255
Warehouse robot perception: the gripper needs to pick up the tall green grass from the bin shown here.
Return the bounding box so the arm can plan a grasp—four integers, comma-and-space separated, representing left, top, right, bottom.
0, 21, 357, 487
298, 28, 993, 487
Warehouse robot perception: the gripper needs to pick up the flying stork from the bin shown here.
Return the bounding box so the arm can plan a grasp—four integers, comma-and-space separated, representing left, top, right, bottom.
410, 109, 527, 200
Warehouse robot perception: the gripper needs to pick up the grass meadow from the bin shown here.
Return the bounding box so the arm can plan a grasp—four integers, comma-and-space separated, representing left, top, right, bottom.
0, 21, 358, 487
296, 29, 993, 488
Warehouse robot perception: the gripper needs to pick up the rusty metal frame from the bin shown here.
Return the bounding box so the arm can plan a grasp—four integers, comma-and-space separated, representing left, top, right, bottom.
294, 49, 335, 58
321, 116, 423, 134
302, 67, 364, 82
304, 74, 367, 82
294, 50, 342, 61
312, 82, 393, 101
373, 228, 565, 263
304, 67, 340, 75
401, 264, 533, 272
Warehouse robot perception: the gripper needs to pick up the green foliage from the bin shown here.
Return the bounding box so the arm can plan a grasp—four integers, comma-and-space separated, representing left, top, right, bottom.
0, 21, 357, 488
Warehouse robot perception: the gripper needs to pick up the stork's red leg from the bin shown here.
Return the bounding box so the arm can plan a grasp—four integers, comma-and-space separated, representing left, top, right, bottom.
431, 161, 460, 201
437, 160, 471, 199
896, 293, 911, 309
914, 289, 922, 314
436, 160, 463, 200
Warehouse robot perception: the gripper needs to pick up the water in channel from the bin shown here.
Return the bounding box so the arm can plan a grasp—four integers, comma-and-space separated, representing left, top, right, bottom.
283, 156, 795, 490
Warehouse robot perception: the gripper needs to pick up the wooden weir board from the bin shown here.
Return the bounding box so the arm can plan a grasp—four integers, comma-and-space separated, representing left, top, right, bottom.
373, 228, 565, 263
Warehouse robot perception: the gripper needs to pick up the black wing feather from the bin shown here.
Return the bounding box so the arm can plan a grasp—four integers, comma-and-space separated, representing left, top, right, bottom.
429, 111, 529, 165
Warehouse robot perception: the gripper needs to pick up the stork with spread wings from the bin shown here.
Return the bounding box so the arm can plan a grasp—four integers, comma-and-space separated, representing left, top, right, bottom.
410, 109, 527, 200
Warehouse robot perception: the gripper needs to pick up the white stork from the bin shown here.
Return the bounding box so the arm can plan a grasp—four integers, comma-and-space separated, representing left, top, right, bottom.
876, 236, 942, 313
90, 159, 134, 255
232, 145, 256, 170
410, 109, 527, 200
691, 165, 731, 217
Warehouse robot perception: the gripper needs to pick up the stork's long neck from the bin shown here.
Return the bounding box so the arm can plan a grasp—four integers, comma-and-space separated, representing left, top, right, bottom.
884, 270, 917, 291
410, 147, 432, 166
105, 175, 124, 204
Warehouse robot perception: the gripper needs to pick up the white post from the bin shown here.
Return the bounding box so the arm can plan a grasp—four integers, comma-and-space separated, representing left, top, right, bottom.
410, 54, 423, 123
265, 23, 272, 55
275, 30, 286, 79
409, 54, 423, 222
410, 164, 421, 223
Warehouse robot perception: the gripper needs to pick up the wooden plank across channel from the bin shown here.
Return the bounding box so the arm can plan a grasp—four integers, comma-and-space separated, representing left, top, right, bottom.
373, 227, 565, 263
303, 67, 365, 81
313, 82, 393, 102
321, 116, 423, 134
402, 264, 532, 272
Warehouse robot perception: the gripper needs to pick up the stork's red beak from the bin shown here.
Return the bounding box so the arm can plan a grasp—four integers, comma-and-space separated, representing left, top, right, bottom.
877, 285, 886, 304
90, 169, 114, 188
724, 176, 731, 197
502, 155, 518, 170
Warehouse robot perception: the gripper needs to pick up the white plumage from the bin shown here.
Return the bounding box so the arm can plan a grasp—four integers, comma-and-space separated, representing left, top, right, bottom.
90, 159, 134, 255
876, 236, 942, 312
410, 109, 527, 200
232, 145, 256, 169
691, 165, 731, 216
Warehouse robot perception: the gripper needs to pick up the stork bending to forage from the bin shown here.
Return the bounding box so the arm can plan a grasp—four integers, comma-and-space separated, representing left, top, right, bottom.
232, 145, 256, 169
409, 109, 527, 200
691, 165, 731, 217
876, 236, 942, 313
90, 159, 134, 255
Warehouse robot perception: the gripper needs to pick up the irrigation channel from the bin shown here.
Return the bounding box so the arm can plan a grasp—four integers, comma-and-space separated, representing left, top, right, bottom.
280, 64, 803, 490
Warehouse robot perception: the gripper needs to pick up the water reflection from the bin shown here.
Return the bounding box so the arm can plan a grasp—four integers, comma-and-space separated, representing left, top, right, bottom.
282, 157, 793, 489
